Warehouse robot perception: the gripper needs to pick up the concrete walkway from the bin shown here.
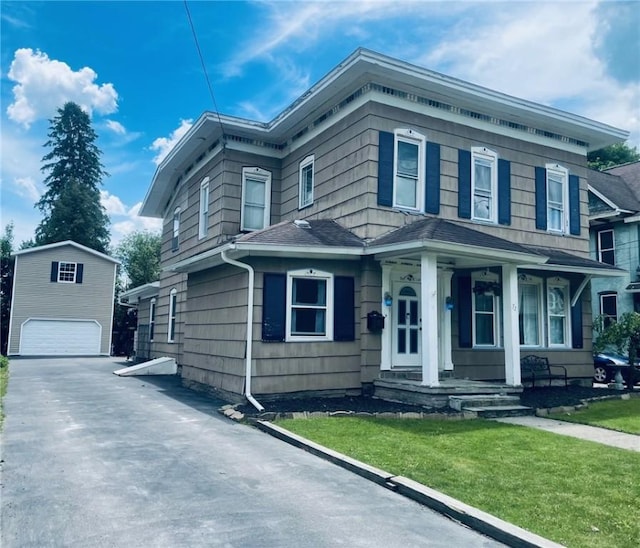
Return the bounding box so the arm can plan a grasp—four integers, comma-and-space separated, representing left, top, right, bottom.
494, 416, 640, 452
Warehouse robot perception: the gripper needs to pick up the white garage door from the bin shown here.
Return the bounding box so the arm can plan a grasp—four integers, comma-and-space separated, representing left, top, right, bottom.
20, 319, 101, 356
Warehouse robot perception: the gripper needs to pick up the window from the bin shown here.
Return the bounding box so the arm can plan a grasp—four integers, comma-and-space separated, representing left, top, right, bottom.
172, 207, 180, 251
600, 293, 618, 328
50, 261, 83, 284
547, 279, 570, 347
198, 178, 209, 239
168, 289, 177, 343
546, 164, 569, 233
299, 155, 314, 209
241, 167, 271, 231
519, 276, 542, 346
394, 129, 425, 211
149, 298, 156, 342
472, 272, 500, 347
471, 147, 497, 222
598, 229, 615, 265
286, 269, 333, 341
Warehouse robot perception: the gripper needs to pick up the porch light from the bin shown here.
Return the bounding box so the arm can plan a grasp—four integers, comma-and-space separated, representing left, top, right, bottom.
383, 292, 393, 306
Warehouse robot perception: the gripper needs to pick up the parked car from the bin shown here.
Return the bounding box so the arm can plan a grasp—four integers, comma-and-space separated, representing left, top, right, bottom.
593, 353, 640, 384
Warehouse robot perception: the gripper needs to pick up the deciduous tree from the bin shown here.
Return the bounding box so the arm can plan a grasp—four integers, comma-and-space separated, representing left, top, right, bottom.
587, 143, 640, 171
1, 223, 15, 355
115, 231, 161, 289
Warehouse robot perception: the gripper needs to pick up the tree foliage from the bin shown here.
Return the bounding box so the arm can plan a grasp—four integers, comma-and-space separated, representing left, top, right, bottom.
35, 102, 110, 253
593, 312, 640, 387
587, 143, 640, 171
1, 223, 15, 355
115, 231, 161, 289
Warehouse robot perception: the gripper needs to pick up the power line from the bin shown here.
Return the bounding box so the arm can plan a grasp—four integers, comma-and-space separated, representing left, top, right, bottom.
183, 0, 225, 145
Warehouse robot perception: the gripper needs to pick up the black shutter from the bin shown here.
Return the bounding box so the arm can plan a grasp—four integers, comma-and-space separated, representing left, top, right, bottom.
458, 274, 472, 348
50, 261, 59, 282
571, 292, 583, 349
535, 167, 547, 230
458, 149, 471, 219
497, 159, 511, 225
76, 263, 84, 284
334, 276, 355, 341
425, 142, 440, 214
569, 174, 580, 235
377, 131, 394, 207
262, 273, 286, 341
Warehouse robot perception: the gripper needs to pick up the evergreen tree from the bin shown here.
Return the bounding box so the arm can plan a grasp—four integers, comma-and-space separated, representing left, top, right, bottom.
35, 102, 110, 253
1, 223, 15, 355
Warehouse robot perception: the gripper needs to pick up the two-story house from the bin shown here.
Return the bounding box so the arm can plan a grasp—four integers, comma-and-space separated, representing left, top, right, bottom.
139, 49, 627, 408
588, 161, 640, 329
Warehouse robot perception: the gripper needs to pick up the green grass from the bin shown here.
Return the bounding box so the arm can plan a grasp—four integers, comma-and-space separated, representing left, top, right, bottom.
549, 397, 640, 435
0, 355, 8, 428
275, 416, 640, 548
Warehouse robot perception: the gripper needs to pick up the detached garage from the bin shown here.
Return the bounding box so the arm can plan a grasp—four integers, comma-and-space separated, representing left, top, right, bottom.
8, 241, 119, 356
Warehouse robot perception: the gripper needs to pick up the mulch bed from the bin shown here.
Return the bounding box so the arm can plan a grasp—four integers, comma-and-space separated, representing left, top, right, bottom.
235, 385, 631, 418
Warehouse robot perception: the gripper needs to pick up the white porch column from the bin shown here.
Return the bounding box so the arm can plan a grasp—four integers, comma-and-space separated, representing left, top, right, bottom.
439, 269, 454, 371
502, 264, 521, 386
380, 263, 392, 370
421, 253, 439, 386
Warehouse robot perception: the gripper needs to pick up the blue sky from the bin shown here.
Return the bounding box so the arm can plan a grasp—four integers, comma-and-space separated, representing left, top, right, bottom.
1, 0, 639, 247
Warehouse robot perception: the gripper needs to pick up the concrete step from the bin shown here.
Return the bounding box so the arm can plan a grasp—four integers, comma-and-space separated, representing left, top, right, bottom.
463, 405, 535, 419
448, 394, 521, 411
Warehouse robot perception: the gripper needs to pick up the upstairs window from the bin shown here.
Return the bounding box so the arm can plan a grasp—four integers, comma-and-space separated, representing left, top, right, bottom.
286, 269, 333, 341
299, 155, 314, 209
50, 261, 83, 284
393, 129, 425, 211
471, 147, 498, 222
535, 164, 579, 235
172, 207, 180, 251
241, 167, 271, 231
546, 164, 569, 233
198, 178, 210, 239
597, 229, 615, 265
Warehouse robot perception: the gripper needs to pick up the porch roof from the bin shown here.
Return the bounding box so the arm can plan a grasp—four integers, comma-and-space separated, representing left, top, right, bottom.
523, 246, 626, 277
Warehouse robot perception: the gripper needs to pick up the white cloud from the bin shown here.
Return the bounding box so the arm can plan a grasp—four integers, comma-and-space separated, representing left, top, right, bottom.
100, 190, 127, 215
13, 176, 42, 202
6, 48, 118, 128
150, 119, 193, 165
106, 120, 126, 135
110, 201, 162, 246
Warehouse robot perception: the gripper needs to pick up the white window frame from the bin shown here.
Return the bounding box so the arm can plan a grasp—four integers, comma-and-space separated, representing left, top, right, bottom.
57, 262, 77, 283
241, 167, 271, 231
285, 269, 333, 342
393, 129, 426, 212
198, 178, 210, 239
546, 163, 569, 234
168, 289, 177, 343
518, 274, 544, 348
597, 229, 615, 265
471, 271, 501, 347
471, 147, 498, 223
600, 292, 618, 327
298, 155, 315, 209
547, 277, 570, 347
172, 207, 180, 251
149, 298, 156, 342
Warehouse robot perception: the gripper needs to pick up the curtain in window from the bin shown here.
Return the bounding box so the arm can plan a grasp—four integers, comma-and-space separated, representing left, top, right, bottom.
473, 158, 492, 220
244, 177, 265, 230
396, 141, 418, 207
548, 287, 566, 345
519, 284, 539, 345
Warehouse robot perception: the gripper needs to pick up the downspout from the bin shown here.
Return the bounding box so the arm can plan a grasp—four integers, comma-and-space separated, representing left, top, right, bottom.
220, 249, 264, 412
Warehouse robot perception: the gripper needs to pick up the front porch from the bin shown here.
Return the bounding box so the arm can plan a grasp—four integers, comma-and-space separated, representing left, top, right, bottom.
374, 372, 524, 410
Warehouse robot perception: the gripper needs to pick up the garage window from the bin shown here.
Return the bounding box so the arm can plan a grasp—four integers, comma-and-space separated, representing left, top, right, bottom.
50, 261, 83, 284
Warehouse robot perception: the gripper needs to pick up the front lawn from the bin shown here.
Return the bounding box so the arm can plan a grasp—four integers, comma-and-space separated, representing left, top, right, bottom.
275, 417, 639, 548
549, 397, 640, 435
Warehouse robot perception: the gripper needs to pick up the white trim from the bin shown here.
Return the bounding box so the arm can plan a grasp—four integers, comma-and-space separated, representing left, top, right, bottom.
546, 277, 570, 348
545, 163, 569, 234
298, 155, 315, 209
393, 129, 426, 212
587, 184, 626, 212
599, 292, 618, 324
241, 167, 272, 231
198, 177, 210, 239
149, 298, 157, 342
285, 269, 334, 342
597, 228, 615, 265
18, 318, 102, 356
56, 261, 77, 283
12, 240, 120, 264
168, 288, 177, 343
6, 254, 19, 354
471, 147, 498, 223
471, 270, 501, 348
172, 207, 181, 251
518, 274, 543, 348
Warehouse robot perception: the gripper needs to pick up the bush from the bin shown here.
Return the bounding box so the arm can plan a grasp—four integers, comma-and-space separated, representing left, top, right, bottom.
0, 355, 8, 368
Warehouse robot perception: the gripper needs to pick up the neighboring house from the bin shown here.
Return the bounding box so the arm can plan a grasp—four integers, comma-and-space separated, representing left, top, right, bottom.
119, 281, 160, 361
588, 161, 640, 326
138, 49, 627, 405
7, 241, 119, 356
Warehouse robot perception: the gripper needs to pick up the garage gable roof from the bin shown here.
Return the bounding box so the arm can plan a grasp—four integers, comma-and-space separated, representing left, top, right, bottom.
12, 240, 120, 264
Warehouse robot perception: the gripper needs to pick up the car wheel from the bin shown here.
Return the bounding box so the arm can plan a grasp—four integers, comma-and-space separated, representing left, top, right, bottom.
593, 365, 609, 383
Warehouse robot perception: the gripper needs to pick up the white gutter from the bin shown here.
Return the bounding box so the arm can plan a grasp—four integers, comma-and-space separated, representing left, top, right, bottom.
220, 249, 264, 412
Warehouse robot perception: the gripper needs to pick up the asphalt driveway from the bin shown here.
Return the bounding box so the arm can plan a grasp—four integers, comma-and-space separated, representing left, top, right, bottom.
1, 358, 503, 547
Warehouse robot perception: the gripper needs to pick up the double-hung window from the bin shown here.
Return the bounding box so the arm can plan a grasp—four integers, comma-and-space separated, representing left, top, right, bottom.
172, 207, 180, 251
519, 276, 543, 346
198, 178, 209, 239
597, 229, 615, 265
547, 279, 570, 347
149, 298, 156, 342
286, 269, 333, 341
168, 289, 177, 343
472, 272, 500, 346
394, 129, 425, 211
241, 167, 271, 231
58, 262, 77, 283
546, 164, 569, 233
471, 147, 497, 222
600, 292, 618, 328
299, 155, 314, 209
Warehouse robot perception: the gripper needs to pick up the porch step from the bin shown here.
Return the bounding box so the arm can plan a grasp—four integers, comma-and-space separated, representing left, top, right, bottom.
380, 370, 422, 381
448, 394, 521, 411
462, 405, 535, 419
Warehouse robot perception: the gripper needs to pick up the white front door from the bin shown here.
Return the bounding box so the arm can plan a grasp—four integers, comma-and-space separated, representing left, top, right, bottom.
392, 283, 421, 366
